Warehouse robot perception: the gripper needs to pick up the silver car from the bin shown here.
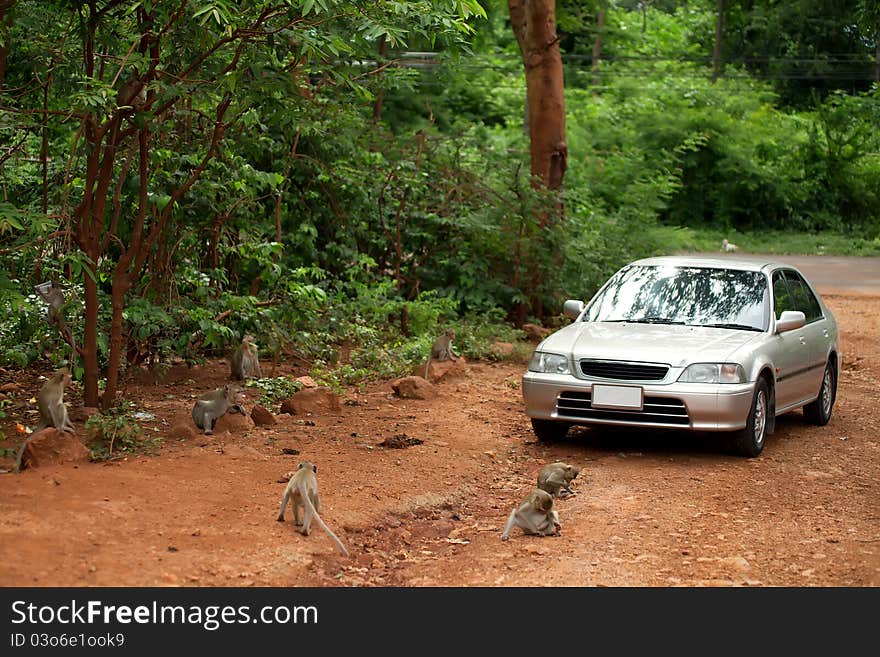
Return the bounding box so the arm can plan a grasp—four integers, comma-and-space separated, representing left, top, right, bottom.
522, 256, 839, 457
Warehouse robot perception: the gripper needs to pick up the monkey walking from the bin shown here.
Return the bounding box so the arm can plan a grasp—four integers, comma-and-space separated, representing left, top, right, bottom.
501, 488, 561, 541
230, 334, 263, 381
537, 462, 580, 498
13, 368, 76, 473
424, 328, 459, 380
276, 462, 349, 557
191, 384, 245, 435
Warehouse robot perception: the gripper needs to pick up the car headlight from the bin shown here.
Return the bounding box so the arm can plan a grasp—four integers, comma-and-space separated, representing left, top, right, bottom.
528, 351, 571, 375
677, 363, 746, 384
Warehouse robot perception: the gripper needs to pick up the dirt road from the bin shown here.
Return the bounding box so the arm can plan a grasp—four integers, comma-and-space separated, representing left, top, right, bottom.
0, 288, 877, 587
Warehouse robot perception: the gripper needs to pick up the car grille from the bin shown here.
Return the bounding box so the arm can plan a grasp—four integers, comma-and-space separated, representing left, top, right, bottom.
556, 390, 689, 426
579, 359, 670, 381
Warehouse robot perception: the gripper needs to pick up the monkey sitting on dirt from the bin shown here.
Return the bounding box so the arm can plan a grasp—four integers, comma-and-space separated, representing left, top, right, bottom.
12, 368, 76, 473
424, 328, 459, 380
501, 488, 561, 541
230, 334, 263, 381
277, 461, 349, 556
191, 384, 245, 435
537, 462, 580, 498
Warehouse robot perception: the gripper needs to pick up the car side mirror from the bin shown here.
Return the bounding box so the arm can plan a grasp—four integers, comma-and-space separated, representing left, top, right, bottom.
775, 310, 806, 333
563, 299, 585, 320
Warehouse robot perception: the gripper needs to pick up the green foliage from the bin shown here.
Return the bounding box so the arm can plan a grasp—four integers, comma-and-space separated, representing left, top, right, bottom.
0, 0, 877, 393
246, 377, 305, 409
85, 403, 160, 462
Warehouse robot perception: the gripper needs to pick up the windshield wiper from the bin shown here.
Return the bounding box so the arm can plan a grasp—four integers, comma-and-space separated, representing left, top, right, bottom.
701, 322, 763, 332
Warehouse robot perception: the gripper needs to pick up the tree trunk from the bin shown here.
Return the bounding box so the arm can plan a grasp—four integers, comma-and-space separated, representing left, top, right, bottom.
508, 0, 567, 196
712, 0, 724, 83
592, 9, 605, 94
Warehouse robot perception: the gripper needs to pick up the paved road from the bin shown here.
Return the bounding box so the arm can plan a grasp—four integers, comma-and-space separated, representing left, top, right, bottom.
704, 253, 880, 294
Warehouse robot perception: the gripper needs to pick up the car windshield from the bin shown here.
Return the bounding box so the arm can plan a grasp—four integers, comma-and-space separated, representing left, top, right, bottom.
583, 265, 770, 331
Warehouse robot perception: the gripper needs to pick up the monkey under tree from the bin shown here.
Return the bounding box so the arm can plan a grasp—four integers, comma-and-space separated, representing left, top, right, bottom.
230, 334, 263, 381
277, 461, 349, 556
191, 384, 245, 435
13, 368, 76, 473
424, 328, 459, 380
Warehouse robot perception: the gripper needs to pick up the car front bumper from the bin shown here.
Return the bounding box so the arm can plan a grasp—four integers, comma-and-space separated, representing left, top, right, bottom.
522, 372, 755, 432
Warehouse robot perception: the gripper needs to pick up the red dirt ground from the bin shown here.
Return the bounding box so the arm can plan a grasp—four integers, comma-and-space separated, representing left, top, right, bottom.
0, 290, 877, 587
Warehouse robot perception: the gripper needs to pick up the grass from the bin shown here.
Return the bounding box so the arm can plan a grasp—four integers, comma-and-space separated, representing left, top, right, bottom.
653, 226, 880, 257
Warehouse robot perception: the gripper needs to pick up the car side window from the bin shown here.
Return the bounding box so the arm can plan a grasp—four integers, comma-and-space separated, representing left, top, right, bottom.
783, 271, 823, 322
772, 271, 792, 320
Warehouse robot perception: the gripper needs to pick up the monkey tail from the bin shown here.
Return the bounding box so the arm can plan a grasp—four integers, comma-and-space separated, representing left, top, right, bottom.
12, 435, 36, 474
299, 485, 349, 556
424, 357, 431, 381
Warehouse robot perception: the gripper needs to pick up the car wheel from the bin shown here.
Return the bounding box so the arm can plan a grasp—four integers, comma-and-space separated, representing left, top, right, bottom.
803, 360, 836, 426
732, 378, 770, 458
531, 418, 571, 441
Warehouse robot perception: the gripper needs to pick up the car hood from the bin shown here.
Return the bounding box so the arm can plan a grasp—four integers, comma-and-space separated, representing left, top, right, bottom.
539, 321, 760, 367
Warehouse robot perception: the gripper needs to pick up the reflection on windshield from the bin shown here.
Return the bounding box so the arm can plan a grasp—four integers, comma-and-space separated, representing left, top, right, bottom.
584, 265, 770, 331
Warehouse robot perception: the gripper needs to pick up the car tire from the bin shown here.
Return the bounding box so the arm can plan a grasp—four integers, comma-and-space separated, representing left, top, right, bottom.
531, 418, 571, 442
803, 360, 836, 426
732, 378, 771, 458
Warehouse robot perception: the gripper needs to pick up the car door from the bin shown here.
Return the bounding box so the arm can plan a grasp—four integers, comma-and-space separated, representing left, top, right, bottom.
770, 270, 814, 411
782, 269, 829, 401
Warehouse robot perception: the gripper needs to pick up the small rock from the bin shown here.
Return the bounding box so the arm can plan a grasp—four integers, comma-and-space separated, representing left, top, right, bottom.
168, 423, 197, 440
214, 411, 254, 434
280, 387, 341, 415
0, 382, 20, 392
294, 376, 318, 388
251, 404, 276, 426
18, 429, 90, 470
391, 376, 436, 400
70, 406, 101, 423
281, 447, 300, 456
417, 358, 468, 384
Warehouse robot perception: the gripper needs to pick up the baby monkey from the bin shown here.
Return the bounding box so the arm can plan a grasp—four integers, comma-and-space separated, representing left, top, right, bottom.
191, 384, 245, 435
537, 461, 580, 498
501, 488, 561, 541
230, 334, 263, 381
277, 461, 349, 556
424, 328, 459, 379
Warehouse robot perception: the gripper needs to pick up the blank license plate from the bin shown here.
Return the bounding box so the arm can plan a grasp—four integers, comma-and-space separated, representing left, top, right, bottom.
592, 384, 644, 410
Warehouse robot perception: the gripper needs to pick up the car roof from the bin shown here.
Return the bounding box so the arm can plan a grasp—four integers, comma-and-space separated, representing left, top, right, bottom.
630, 254, 793, 273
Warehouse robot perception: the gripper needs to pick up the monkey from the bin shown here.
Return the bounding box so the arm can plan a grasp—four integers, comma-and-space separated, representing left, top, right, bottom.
424, 328, 459, 380
501, 488, 561, 541
721, 238, 738, 253
230, 334, 263, 381
276, 461, 349, 557
34, 281, 77, 360
537, 461, 581, 498
13, 368, 76, 473
116, 71, 147, 110
191, 384, 245, 435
